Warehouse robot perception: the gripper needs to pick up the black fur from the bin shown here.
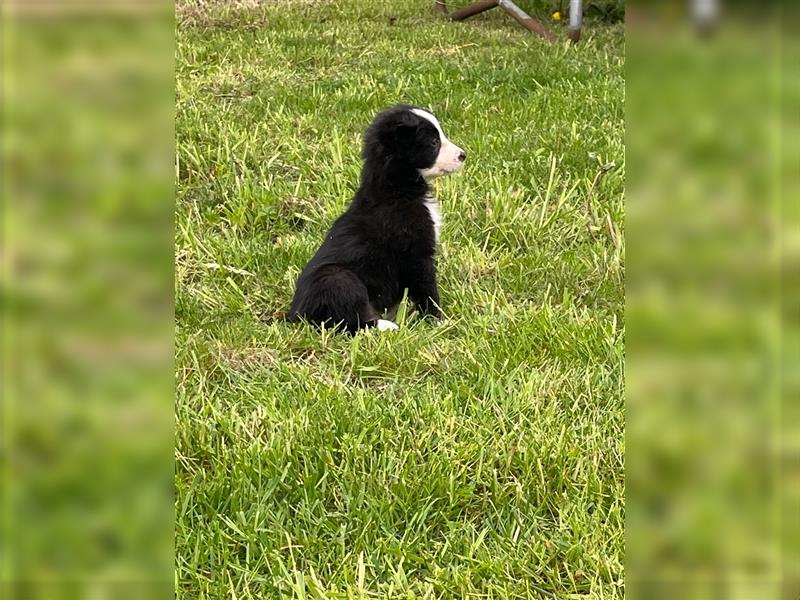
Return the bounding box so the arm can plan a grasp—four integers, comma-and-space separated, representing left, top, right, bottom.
288, 104, 458, 334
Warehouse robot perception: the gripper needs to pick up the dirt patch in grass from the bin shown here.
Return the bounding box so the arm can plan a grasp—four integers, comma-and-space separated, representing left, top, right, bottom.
216, 344, 277, 370
177, 0, 334, 28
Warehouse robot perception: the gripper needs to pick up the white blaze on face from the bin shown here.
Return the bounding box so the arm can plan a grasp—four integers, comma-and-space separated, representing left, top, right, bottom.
411, 108, 465, 180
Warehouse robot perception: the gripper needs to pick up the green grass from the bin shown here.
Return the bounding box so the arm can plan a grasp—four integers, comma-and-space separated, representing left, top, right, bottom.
175, 1, 624, 597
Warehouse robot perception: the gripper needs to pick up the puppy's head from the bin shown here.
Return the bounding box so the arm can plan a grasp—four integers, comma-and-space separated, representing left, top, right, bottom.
363, 105, 466, 179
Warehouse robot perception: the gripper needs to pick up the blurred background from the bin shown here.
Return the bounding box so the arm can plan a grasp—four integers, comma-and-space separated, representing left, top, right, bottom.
1, 1, 175, 598
626, 2, 797, 599
0, 0, 795, 598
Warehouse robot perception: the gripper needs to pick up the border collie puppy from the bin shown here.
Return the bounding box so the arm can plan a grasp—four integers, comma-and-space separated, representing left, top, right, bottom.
288, 104, 466, 334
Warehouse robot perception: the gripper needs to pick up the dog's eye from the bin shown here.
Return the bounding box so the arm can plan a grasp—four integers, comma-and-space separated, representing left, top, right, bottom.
431, 138, 439, 147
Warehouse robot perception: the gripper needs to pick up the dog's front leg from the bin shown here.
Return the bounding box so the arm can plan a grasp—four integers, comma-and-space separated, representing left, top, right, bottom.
408, 259, 441, 319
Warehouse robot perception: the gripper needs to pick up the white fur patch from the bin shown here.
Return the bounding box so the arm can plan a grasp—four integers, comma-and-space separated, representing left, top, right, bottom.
411, 108, 445, 137
424, 194, 442, 243
412, 108, 465, 180
376, 319, 399, 331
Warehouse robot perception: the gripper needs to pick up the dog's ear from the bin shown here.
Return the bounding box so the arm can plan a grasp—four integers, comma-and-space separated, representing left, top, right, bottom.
380, 111, 419, 149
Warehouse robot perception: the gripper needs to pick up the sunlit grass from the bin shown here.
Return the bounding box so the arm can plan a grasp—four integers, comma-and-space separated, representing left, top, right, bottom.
175, 1, 624, 597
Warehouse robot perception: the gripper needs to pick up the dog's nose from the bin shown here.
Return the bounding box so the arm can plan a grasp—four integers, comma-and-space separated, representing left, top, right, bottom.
458, 151, 466, 162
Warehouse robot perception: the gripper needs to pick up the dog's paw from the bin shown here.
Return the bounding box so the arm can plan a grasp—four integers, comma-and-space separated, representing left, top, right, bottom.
376, 319, 399, 332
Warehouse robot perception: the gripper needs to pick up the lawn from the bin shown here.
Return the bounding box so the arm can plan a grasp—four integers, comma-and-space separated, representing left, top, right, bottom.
175, 1, 625, 597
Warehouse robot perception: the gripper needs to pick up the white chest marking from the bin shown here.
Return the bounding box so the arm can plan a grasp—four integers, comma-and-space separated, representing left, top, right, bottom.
424, 195, 442, 243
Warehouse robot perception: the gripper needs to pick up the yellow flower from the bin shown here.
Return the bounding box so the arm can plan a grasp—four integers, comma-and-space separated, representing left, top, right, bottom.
552, 10, 562, 21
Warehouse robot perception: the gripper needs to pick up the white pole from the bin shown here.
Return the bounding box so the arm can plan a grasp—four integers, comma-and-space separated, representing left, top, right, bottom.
690, 0, 719, 30
569, 0, 583, 42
